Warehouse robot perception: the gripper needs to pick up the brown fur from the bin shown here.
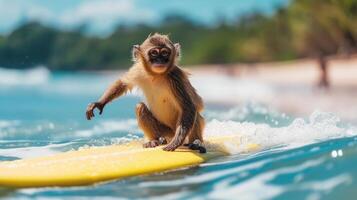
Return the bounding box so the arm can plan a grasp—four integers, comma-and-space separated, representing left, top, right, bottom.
86, 33, 205, 151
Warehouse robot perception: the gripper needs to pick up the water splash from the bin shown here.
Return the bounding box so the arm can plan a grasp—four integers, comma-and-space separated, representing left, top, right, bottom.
0, 67, 50, 87
205, 110, 356, 154
205, 102, 291, 126
73, 119, 139, 137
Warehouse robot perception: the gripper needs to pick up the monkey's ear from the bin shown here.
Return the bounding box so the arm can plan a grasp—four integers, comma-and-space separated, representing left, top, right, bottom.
132, 45, 140, 61
174, 43, 181, 58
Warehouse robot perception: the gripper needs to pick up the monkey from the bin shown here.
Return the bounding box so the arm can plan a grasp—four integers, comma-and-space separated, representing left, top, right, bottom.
86, 33, 206, 153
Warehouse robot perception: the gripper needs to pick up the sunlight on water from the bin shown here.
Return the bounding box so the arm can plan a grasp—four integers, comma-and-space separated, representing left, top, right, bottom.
0, 68, 357, 199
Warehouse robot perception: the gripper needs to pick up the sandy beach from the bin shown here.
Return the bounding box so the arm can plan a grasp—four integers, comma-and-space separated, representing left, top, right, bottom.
190, 55, 357, 122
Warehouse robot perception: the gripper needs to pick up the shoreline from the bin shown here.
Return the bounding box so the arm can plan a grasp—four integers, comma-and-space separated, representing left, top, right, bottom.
189, 56, 357, 122
1, 56, 356, 122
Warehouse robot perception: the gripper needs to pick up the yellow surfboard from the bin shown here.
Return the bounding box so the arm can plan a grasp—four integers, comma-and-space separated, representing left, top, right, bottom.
0, 136, 259, 188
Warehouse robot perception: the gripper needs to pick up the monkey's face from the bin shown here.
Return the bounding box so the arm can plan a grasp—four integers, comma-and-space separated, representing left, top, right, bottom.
147, 46, 172, 74
133, 33, 180, 75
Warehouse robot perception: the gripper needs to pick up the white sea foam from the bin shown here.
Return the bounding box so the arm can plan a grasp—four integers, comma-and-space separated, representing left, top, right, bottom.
0, 67, 50, 86
0, 120, 20, 129
0, 143, 67, 159
204, 110, 356, 154
73, 119, 139, 137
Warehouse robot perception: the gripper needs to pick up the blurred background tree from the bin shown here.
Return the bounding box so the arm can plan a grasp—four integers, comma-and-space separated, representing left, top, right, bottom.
287, 0, 357, 87
0, 0, 356, 72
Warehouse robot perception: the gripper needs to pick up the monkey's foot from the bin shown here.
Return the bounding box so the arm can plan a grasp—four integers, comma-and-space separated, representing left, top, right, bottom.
143, 140, 160, 148
185, 139, 206, 153
143, 137, 167, 148
162, 143, 179, 151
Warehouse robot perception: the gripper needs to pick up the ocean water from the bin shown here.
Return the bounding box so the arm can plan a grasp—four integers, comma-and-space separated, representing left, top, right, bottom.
0, 67, 357, 200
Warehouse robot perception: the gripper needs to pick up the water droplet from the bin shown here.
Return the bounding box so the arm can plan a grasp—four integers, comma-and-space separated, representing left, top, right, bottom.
331, 150, 338, 158
338, 149, 343, 156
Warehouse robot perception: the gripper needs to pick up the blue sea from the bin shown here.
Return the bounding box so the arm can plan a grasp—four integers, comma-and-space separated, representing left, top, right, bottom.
0, 67, 356, 200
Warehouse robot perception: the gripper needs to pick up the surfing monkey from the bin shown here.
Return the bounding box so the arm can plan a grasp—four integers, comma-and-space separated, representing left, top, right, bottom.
86, 33, 206, 153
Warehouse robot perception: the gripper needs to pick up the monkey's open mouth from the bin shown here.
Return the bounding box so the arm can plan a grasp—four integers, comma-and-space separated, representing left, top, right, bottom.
151, 63, 167, 69
151, 63, 168, 73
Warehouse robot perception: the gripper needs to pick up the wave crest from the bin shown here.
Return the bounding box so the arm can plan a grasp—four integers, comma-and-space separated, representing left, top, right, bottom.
205, 110, 356, 154
0, 67, 50, 87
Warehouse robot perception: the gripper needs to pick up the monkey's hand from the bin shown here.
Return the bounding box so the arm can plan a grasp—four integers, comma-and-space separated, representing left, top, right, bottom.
86, 102, 104, 120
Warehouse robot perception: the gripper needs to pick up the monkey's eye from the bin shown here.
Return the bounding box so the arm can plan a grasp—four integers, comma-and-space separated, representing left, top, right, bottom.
160, 49, 170, 57
149, 49, 159, 57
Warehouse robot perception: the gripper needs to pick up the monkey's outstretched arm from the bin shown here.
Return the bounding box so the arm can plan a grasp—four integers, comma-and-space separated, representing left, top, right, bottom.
98, 79, 128, 106
86, 79, 128, 120
163, 71, 197, 151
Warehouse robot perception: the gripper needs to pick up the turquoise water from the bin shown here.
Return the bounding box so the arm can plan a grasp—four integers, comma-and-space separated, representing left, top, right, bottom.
0, 68, 357, 199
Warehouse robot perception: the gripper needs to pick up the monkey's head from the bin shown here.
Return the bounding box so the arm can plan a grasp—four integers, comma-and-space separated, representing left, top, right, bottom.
133, 33, 180, 75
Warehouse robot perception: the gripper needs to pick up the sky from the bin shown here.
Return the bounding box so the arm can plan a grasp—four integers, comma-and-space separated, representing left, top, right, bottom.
0, 0, 290, 36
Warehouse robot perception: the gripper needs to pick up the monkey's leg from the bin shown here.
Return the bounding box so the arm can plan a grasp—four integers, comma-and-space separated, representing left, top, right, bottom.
186, 114, 206, 153
136, 102, 173, 148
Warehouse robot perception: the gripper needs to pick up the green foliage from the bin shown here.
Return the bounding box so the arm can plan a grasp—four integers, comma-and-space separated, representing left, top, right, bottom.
287, 0, 357, 56
0, 0, 356, 70
0, 22, 57, 68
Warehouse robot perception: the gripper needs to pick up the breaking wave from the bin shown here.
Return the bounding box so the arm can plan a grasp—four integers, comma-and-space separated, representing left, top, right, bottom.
205, 110, 356, 154
0, 67, 50, 87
